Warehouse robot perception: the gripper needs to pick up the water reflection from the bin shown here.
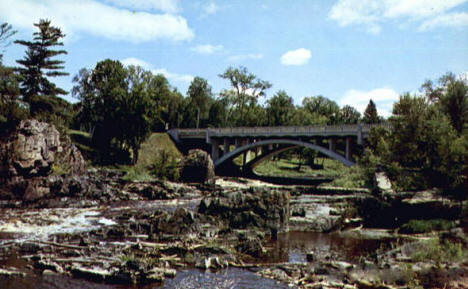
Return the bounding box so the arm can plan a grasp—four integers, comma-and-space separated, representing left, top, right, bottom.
0, 268, 289, 289
265, 231, 394, 263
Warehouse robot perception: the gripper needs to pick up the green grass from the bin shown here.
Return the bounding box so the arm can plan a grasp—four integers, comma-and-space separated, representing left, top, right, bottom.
411, 237, 466, 263
399, 219, 456, 234
67, 131, 182, 182
136, 133, 181, 169
254, 156, 366, 188
122, 133, 182, 182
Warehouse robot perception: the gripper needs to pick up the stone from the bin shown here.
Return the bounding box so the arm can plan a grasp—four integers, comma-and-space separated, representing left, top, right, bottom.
35, 259, 64, 273
330, 261, 354, 272
199, 188, 290, 233
9, 119, 61, 177
42, 269, 57, 275
374, 171, 395, 200
0, 119, 87, 201
20, 242, 41, 253
71, 266, 111, 282
236, 236, 266, 258
58, 143, 86, 175
0, 268, 26, 277
180, 149, 215, 185
154, 208, 198, 235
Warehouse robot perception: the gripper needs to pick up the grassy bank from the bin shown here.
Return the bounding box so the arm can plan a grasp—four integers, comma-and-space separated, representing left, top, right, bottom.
69, 130, 182, 181
254, 157, 366, 188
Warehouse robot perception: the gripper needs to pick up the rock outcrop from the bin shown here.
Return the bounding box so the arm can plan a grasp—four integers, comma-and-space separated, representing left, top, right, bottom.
0, 119, 87, 200
180, 149, 215, 185
199, 188, 290, 233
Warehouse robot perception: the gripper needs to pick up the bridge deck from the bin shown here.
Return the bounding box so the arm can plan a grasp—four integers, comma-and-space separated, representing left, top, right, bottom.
170, 124, 380, 140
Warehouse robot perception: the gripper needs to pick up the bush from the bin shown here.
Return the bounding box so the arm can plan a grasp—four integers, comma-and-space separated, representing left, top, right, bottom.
149, 149, 179, 181
399, 219, 456, 234
411, 237, 465, 263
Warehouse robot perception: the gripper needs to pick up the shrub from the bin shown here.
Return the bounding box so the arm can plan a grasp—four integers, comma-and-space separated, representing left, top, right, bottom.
399, 219, 456, 234
411, 237, 465, 263
149, 149, 180, 181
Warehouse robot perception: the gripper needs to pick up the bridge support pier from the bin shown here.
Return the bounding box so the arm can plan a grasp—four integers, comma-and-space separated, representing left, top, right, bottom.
345, 137, 352, 161
223, 138, 230, 155
211, 139, 219, 162
329, 138, 336, 152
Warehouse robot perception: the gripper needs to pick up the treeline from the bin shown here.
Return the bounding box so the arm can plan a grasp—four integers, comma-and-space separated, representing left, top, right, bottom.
1, 20, 467, 196
0, 20, 379, 164
363, 73, 468, 196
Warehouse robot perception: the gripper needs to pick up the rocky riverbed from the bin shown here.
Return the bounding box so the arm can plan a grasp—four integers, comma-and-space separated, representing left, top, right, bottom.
0, 120, 467, 288
0, 174, 467, 289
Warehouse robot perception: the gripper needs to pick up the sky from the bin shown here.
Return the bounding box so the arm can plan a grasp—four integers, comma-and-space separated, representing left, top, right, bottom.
1, 0, 467, 117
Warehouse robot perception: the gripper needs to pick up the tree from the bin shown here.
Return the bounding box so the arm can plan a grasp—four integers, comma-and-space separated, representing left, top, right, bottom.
73, 60, 172, 164
266, 90, 295, 126
0, 22, 17, 63
0, 22, 26, 133
422, 73, 468, 135
207, 98, 228, 128
338, 105, 361, 124
15, 19, 68, 103
365, 93, 468, 193
302, 96, 340, 125
187, 77, 213, 128
439, 80, 468, 134
219, 66, 271, 126
362, 99, 380, 124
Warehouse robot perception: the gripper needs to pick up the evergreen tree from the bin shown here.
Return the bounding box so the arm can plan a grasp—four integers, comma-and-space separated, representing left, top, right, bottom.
362, 99, 380, 124
15, 19, 68, 102
0, 22, 17, 63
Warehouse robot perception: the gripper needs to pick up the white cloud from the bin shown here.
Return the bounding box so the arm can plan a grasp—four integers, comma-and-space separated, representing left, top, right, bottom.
121, 57, 193, 83
204, 2, 219, 15
191, 44, 224, 54
338, 87, 400, 117
121, 57, 152, 68
226, 53, 264, 62
101, 0, 180, 13
153, 68, 194, 83
419, 12, 468, 30
0, 0, 194, 43
329, 0, 468, 33
280, 48, 311, 66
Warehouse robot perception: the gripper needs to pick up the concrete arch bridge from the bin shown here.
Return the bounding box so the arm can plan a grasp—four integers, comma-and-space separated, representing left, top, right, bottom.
169, 124, 382, 176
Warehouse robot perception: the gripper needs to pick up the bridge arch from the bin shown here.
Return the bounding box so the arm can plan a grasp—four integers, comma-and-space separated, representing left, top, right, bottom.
214, 139, 355, 168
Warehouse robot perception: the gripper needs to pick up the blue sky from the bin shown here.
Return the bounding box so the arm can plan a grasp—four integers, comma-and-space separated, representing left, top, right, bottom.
1, 0, 467, 116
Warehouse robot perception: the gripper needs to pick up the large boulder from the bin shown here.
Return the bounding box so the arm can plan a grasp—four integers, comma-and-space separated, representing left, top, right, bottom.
59, 143, 86, 175
3, 119, 61, 178
199, 188, 290, 233
0, 119, 87, 200
180, 149, 215, 184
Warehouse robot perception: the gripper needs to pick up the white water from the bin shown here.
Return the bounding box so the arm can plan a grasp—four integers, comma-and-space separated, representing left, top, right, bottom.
0, 207, 116, 242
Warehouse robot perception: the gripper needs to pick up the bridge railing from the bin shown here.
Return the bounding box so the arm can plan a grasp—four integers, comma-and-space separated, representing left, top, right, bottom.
172, 123, 390, 138
208, 124, 363, 136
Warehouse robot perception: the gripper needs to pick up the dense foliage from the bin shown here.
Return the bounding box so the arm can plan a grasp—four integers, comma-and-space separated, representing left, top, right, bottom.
362, 74, 468, 196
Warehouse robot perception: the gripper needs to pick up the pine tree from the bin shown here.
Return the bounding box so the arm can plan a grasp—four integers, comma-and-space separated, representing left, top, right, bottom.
362, 99, 380, 124
15, 19, 68, 101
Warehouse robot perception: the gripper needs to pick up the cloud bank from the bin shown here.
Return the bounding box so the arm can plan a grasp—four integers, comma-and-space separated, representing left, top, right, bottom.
0, 0, 194, 43
329, 0, 468, 33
